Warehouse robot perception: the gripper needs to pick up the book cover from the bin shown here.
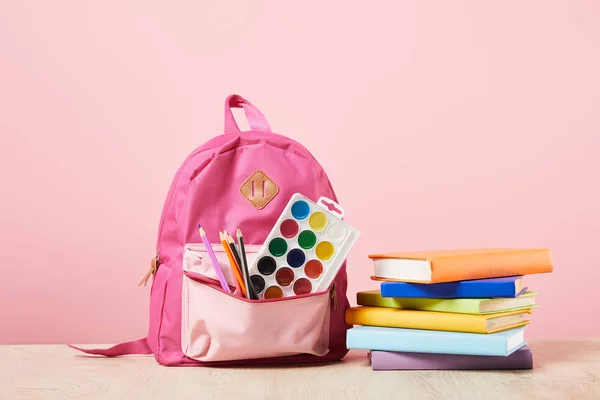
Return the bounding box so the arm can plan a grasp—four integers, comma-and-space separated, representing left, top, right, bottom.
368, 248, 553, 283
379, 276, 526, 298
369, 346, 533, 370
345, 306, 530, 333
357, 289, 538, 314
347, 325, 527, 356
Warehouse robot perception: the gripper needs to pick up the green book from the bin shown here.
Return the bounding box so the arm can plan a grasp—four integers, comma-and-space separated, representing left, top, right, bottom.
357, 290, 538, 315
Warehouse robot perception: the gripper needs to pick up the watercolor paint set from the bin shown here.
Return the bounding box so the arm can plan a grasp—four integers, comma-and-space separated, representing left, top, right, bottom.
247, 193, 360, 299
195, 192, 360, 301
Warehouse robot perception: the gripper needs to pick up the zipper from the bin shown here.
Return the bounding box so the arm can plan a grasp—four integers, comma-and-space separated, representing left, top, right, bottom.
184, 269, 331, 303
138, 252, 160, 287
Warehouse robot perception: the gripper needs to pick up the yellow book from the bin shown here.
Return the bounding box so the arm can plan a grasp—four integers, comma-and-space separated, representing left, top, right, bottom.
345, 306, 531, 334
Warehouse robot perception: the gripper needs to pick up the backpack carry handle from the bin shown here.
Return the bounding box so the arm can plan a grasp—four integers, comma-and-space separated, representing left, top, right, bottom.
224, 94, 272, 133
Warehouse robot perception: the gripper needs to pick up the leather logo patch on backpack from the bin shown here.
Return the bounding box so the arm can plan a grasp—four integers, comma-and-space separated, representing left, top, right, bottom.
240, 170, 279, 209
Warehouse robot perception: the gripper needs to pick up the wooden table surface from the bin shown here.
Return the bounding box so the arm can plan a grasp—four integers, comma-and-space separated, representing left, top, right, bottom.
1, 339, 599, 400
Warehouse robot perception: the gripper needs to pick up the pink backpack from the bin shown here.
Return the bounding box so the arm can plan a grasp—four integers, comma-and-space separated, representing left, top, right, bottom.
71, 95, 351, 366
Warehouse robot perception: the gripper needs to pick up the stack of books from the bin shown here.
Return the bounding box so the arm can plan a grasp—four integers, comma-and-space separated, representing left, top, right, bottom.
346, 248, 554, 370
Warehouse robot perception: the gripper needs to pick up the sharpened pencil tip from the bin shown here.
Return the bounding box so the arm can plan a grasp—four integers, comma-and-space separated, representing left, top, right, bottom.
236, 227, 242, 237
198, 225, 205, 236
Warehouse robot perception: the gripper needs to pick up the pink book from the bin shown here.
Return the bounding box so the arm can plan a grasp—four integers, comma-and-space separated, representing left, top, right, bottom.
369, 346, 533, 370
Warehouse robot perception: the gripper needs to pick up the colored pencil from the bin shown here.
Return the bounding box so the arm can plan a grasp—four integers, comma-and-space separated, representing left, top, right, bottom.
234, 228, 257, 300
225, 231, 254, 299
197, 225, 231, 293
220, 231, 246, 297
224, 231, 242, 269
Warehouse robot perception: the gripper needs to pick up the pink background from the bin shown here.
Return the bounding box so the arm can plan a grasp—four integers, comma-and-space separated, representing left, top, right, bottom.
1, 1, 599, 344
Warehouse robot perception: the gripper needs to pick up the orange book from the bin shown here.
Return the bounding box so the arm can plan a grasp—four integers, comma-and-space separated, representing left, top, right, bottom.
369, 248, 553, 284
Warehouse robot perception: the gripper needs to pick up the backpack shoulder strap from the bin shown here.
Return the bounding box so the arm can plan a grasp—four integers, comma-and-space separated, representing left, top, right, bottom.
68, 337, 151, 357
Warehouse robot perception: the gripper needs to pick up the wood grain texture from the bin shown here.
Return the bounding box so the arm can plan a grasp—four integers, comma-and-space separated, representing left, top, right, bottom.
1, 339, 599, 400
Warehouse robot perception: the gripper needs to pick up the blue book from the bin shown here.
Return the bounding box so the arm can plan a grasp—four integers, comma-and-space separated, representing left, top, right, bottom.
347, 325, 527, 356
380, 276, 526, 298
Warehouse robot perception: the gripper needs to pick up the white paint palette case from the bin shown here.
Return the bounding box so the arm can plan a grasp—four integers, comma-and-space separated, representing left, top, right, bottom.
248, 193, 360, 299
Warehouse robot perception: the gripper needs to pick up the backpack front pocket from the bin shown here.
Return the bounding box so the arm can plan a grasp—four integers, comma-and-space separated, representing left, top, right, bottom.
181, 244, 331, 362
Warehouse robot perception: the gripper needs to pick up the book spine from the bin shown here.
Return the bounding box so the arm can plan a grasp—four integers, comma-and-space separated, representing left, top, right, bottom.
379, 284, 443, 298
370, 347, 533, 370
345, 307, 488, 333
356, 293, 483, 314
467, 282, 514, 298
347, 327, 513, 356
380, 282, 517, 299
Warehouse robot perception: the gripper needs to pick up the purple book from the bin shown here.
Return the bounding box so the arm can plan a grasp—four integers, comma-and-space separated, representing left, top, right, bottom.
369, 346, 533, 370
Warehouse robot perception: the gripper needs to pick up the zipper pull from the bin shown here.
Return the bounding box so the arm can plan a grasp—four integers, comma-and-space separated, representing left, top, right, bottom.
330, 282, 338, 311
138, 254, 160, 287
